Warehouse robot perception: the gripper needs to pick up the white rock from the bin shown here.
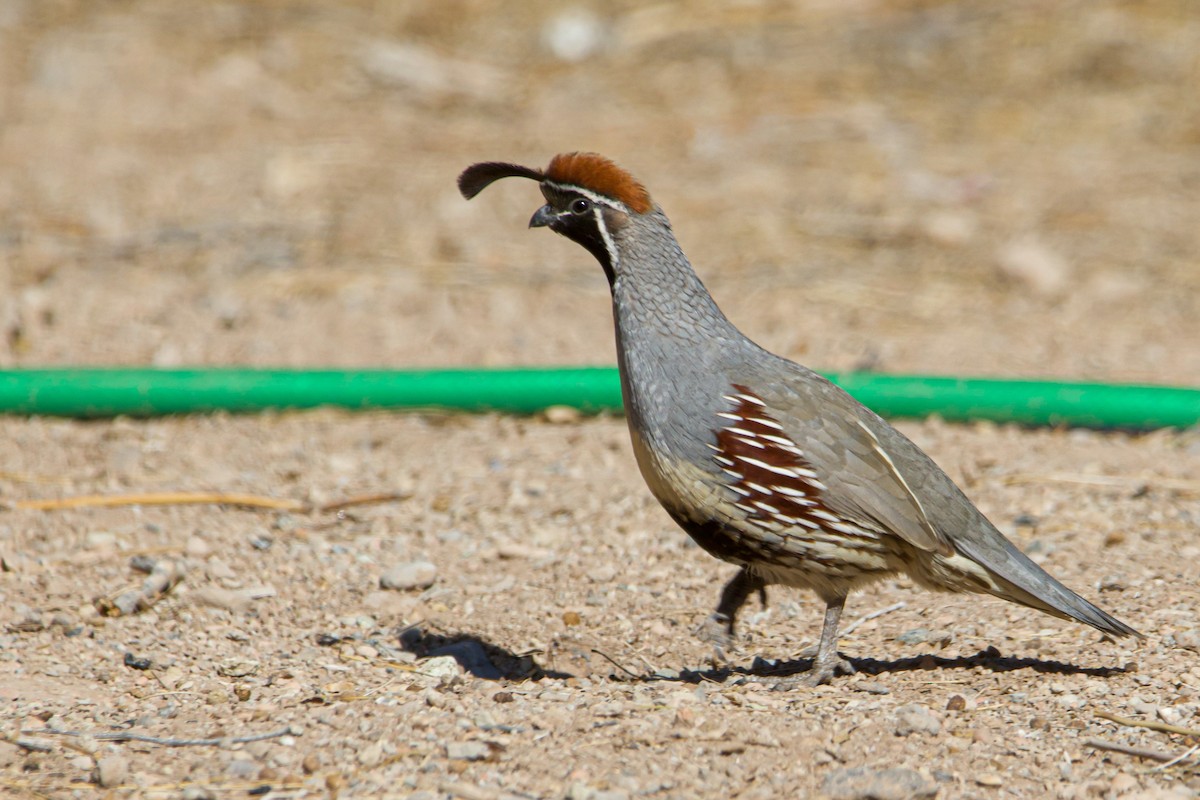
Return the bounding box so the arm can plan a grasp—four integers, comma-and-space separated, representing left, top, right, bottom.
359, 42, 504, 101
419, 655, 463, 683
446, 741, 490, 761
542, 8, 607, 62
894, 703, 942, 736
996, 236, 1071, 297
380, 561, 437, 591
96, 754, 129, 788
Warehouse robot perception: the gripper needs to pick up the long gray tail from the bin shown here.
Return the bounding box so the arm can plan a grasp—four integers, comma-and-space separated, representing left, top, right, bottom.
954, 527, 1141, 638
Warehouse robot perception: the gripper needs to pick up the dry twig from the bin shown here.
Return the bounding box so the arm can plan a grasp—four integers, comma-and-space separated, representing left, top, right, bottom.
591, 648, 643, 679
317, 492, 409, 513
18, 726, 296, 748
1002, 473, 1200, 496
7, 492, 306, 512
1084, 738, 1179, 762
97, 558, 186, 617
1095, 710, 1200, 738
5, 490, 409, 515
1153, 744, 1200, 771
841, 602, 907, 637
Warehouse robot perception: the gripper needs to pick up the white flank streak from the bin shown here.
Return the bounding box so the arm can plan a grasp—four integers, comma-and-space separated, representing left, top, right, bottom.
809, 508, 840, 524
723, 426, 759, 438
733, 436, 765, 450
745, 481, 771, 495
770, 485, 810, 499
716, 412, 743, 422
713, 455, 736, 467
727, 484, 751, 497
736, 393, 766, 406
761, 433, 795, 446
752, 501, 780, 515
747, 416, 784, 430
734, 455, 799, 478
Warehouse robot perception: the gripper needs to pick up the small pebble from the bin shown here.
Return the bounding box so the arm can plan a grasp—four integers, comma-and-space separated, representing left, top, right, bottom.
190, 585, 253, 612
894, 703, 941, 736
446, 741, 490, 762
853, 681, 890, 695
996, 235, 1070, 297
217, 658, 260, 678
427, 640, 502, 680
1157, 706, 1187, 726
380, 561, 437, 591
542, 404, 582, 423
86, 531, 118, 549
1174, 629, 1200, 652
226, 759, 259, 779
96, 755, 129, 788
896, 628, 929, 645
1110, 773, 1140, 796
358, 741, 384, 768
822, 766, 937, 800
420, 655, 463, 683
123, 652, 152, 671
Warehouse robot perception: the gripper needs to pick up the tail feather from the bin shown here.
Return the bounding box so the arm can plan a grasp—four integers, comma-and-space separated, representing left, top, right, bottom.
953, 528, 1142, 639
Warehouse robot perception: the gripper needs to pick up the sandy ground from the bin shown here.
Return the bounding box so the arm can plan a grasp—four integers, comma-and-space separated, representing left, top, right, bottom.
1, 1, 1199, 798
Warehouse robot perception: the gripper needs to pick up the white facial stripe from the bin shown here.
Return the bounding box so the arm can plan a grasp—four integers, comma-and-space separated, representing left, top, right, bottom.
541, 181, 629, 214
542, 181, 624, 272
592, 205, 619, 272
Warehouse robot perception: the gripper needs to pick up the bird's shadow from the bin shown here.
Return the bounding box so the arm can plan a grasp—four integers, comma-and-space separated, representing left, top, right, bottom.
394, 624, 1128, 684
396, 625, 574, 680
657, 646, 1129, 685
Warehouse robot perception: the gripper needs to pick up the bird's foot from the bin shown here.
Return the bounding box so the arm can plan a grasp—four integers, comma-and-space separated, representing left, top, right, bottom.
798, 652, 855, 687
747, 651, 854, 689
695, 612, 735, 665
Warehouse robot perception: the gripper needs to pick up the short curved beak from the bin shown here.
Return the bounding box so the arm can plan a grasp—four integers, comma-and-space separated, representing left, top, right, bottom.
529, 205, 558, 228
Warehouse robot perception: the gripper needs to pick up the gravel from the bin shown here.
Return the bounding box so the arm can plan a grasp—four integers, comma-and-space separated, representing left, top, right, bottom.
2, 1, 1199, 797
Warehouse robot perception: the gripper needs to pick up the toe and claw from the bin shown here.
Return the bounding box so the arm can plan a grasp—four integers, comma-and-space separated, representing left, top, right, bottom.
696, 568, 852, 687
695, 566, 767, 664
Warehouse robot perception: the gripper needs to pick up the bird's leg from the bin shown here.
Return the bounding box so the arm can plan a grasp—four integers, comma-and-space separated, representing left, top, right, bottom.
695, 566, 767, 661
802, 594, 854, 686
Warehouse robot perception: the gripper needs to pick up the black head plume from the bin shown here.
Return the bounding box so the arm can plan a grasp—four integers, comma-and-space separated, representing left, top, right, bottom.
458, 161, 544, 200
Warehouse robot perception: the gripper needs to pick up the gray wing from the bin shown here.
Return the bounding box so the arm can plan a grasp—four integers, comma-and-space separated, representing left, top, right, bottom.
757, 361, 1139, 638
758, 365, 953, 557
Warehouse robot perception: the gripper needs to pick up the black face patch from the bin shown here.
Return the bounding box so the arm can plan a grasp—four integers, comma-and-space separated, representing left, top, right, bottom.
541, 187, 616, 284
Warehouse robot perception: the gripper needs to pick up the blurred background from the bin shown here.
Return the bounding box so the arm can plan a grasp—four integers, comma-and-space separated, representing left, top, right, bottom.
1, 0, 1197, 382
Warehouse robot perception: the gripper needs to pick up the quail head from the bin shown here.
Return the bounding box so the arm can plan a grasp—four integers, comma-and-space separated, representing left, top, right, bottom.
458, 152, 1140, 685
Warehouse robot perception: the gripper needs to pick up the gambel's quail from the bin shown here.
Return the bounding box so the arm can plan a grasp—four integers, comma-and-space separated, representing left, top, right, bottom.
458, 152, 1140, 685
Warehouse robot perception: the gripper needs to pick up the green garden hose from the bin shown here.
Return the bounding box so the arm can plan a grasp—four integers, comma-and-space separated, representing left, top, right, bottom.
0, 368, 1196, 429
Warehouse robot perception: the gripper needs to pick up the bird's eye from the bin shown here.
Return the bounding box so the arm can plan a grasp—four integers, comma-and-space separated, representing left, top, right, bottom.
570, 198, 592, 215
